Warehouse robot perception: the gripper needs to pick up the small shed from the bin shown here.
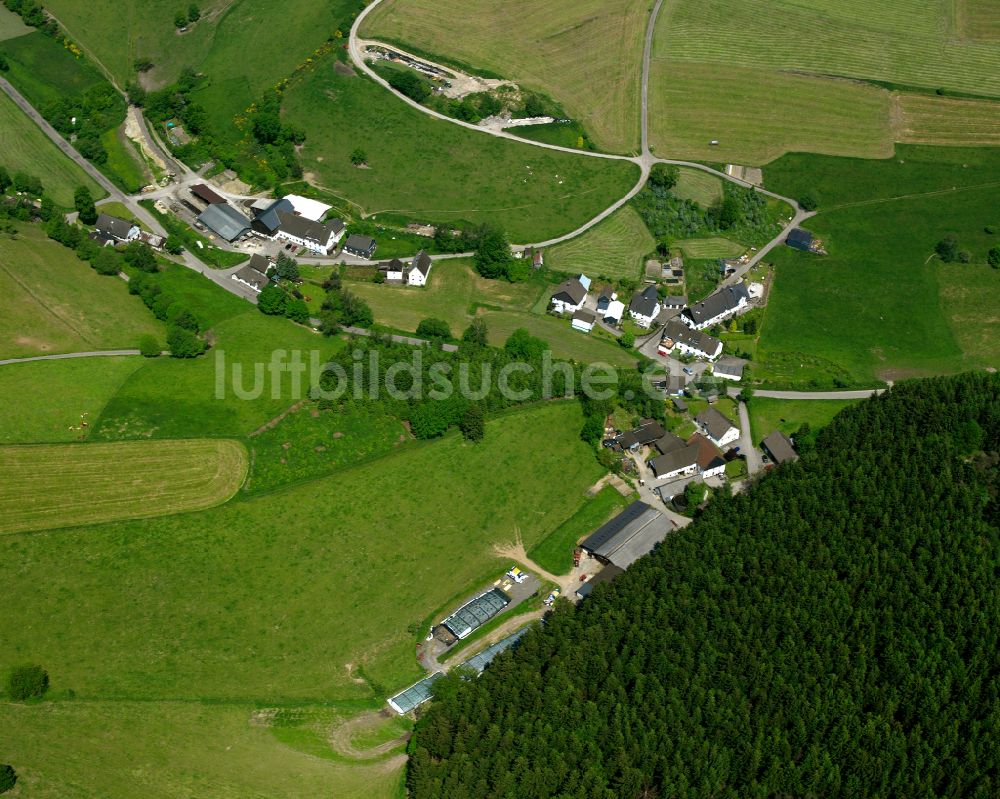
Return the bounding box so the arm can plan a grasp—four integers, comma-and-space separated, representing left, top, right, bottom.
785, 228, 814, 252
762, 430, 799, 464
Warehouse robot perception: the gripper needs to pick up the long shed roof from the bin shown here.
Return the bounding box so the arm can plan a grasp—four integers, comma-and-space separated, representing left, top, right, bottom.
441, 588, 510, 639
580, 500, 670, 569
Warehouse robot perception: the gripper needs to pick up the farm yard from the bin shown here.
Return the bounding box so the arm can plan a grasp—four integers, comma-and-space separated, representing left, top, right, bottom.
543, 206, 655, 281
0, 225, 164, 359
283, 59, 639, 242
361, 0, 646, 154
0, 91, 103, 207
0, 439, 247, 534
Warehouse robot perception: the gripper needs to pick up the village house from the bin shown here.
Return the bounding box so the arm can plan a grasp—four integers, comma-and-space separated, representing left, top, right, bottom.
628, 285, 661, 328
695, 407, 740, 448
688, 432, 727, 478
683, 283, 750, 330
762, 430, 799, 464
343, 234, 378, 259
379, 251, 433, 286
596, 285, 618, 315
231, 254, 273, 293
248, 197, 345, 255
647, 442, 701, 480
95, 213, 140, 244
658, 320, 723, 360
712, 355, 745, 381
549, 275, 589, 314
572, 309, 596, 333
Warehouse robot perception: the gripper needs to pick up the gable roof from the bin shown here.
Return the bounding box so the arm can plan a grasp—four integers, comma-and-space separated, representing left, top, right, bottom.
551, 277, 587, 306
379, 258, 405, 273
648, 444, 700, 477
277, 211, 344, 244
190, 183, 226, 204
246, 254, 271, 275
95, 213, 136, 240
344, 234, 376, 252
762, 430, 799, 464
629, 289, 659, 318
617, 419, 666, 449
688, 432, 726, 471
197, 204, 250, 242
713, 356, 745, 379
660, 295, 687, 309
252, 198, 294, 234
233, 263, 270, 291
572, 309, 597, 324
409, 250, 432, 276
785, 228, 814, 251
603, 299, 626, 321
696, 407, 737, 441
580, 500, 670, 568
661, 320, 722, 357
685, 283, 749, 325
653, 431, 686, 455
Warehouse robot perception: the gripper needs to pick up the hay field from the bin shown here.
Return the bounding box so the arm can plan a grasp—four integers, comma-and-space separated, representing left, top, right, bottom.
893, 93, 1000, 146
0, 4, 31, 40
675, 237, 745, 258
0, 90, 103, 206
0, 225, 164, 359
958, 0, 1000, 42
672, 167, 723, 207
361, 0, 647, 154
647, 61, 893, 165
0, 439, 248, 534
544, 205, 655, 280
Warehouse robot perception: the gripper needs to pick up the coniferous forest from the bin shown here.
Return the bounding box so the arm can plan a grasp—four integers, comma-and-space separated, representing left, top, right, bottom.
407, 373, 1000, 798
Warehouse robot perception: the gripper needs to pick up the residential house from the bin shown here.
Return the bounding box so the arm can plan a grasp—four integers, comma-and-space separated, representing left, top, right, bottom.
273, 212, 345, 255
579, 500, 670, 569
549, 276, 588, 314
379, 258, 406, 282
596, 285, 617, 315
650, 374, 687, 397
762, 430, 799, 464
628, 285, 660, 328
683, 283, 750, 330
617, 418, 666, 451
688, 432, 727, 478
190, 183, 226, 206
658, 320, 723, 360
603, 299, 625, 326
647, 443, 701, 480
405, 251, 432, 286
343, 234, 377, 259
95, 213, 140, 244
197, 204, 251, 242
695, 407, 740, 448
713, 356, 745, 381
231, 254, 272, 293
572, 309, 596, 333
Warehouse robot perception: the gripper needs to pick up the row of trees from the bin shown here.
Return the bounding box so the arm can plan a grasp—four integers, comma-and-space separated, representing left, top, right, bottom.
407, 371, 1000, 798
936, 234, 1000, 268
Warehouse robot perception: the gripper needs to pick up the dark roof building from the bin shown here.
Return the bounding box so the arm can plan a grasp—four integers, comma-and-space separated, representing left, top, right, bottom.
405, 250, 432, 281
653, 431, 686, 455
575, 565, 625, 600
580, 500, 670, 569
629, 285, 660, 318
660, 295, 686, 309
276, 211, 344, 248
762, 430, 799, 464
343, 234, 377, 258
550, 277, 588, 308
684, 283, 750, 328
197, 203, 250, 242
441, 588, 510, 640
251, 197, 294, 236
696, 407, 737, 442
231, 253, 272, 293
190, 183, 226, 205
785, 228, 814, 252
688, 432, 727, 474
648, 443, 701, 479
95, 213, 138, 242
617, 418, 666, 450
713, 356, 745, 381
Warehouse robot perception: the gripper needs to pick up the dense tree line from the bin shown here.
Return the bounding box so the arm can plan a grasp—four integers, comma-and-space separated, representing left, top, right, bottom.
407, 372, 1000, 798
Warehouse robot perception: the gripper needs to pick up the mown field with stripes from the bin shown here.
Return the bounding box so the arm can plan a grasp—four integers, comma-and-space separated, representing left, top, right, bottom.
361, 0, 646, 154
0, 439, 247, 534
893, 93, 1000, 146
544, 205, 655, 280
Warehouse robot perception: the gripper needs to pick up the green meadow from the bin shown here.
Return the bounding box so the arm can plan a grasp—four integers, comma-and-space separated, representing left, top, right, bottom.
282, 60, 639, 242
748, 398, 857, 443
544, 205, 655, 281
527, 485, 630, 574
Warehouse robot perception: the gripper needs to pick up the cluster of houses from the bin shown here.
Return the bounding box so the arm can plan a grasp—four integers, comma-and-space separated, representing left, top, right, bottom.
377, 250, 433, 286
93, 213, 165, 251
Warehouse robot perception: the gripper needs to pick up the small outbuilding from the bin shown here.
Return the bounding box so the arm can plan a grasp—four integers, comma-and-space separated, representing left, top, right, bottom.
785, 228, 814, 252
571, 309, 596, 333
762, 430, 799, 464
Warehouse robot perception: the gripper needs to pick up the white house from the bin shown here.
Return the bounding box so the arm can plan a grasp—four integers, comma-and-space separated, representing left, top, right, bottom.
274, 212, 345, 255
659, 320, 723, 361
603, 299, 625, 326
648, 443, 700, 480
571, 309, 596, 333
683, 283, 750, 330
628, 285, 660, 328
95, 213, 139, 244
695, 407, 740, 448
550, 276, 588, 314
689, 433, 727, 478
405, 251, 432, 286
231, 254, 272, 293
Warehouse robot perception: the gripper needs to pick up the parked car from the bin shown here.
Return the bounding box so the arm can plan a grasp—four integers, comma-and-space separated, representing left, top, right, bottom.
506, 566, 527, 584
682, 366, 694, 376
544, 589, 561, 606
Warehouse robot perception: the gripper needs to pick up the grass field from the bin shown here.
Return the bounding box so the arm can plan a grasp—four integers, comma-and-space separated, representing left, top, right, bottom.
0, 439, 247, 534
527, 485, 630, 574
0, 402, 603, 700
0, 701, 405, 799
647, 61, 893, 165
0, 225, 164, 359
748, 397, 856, 443
0, 91, 103, 206
544, 205, 655, 281
755, 149, 1000, 387
0, 357, 145, 444
361, 0, 646, 153
672, 167, 723, 207
937, 261, 1000, 370
0, 4, 31, 39
675, 237, 745, 259
349, 259, 637, 365
959, 0, 1000, 42
101, 126, 150, 192
893, 93, 1000, 146
284, 61, 638, 242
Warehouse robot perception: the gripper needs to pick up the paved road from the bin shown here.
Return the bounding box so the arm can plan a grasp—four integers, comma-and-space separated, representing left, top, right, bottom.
727, 387, 886, 400
0, 349, 141, 366
735, 400, 763, 475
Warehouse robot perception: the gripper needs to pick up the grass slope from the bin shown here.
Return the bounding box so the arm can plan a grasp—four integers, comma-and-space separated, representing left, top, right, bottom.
0, 226, 164, 358
747, 397, 856, 443
0, 357, 145, 443
0, 402, 603, 700
283, 61, 639, 241
0, 701, 404, 799
675, 237, 745, 258
361, 0, 646, 153
0, 439, 247, 534
527, 485, 630, 574
544, 205, 655, 281
672, 167, 723, 207
647, 61, 893, 165
894, 93, 1000, 146
959, 0, 1000, 42
0, 91, 103, 206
